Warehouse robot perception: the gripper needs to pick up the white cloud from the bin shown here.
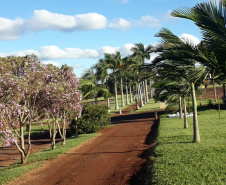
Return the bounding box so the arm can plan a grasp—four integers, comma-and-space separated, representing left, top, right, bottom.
118, 43, 134, 56
109, 15, 161, 30
180, 33, 200, 46
29, 10, 107, 32
0, 18, 26, 40
137, 15, 161, 27
39, 45, 99, 60
109, 18, 131, 30
30, 10, 76, 31
42, 61, 61, 67
99, 46, 119, 55
75, 13, 107, 31
99, 43, 134, 57
0, 43, 135, 61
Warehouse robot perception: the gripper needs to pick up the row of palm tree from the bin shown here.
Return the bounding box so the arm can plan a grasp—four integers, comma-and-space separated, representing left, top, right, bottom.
80, 0, 226, 143
150, 0, 226, 143
80, 43, 154, 112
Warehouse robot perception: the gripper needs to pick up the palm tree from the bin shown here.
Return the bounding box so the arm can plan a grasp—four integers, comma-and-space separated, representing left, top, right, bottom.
80, 69, 109, 103
151, 28, 207, 142
104, 52, 122, 110
95, 59, 111, 112
171, 0, 226, 98
131, 43, 153, 103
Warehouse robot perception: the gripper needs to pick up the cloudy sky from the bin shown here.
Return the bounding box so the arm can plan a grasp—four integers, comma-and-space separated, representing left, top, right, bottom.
0, 0, 205, 77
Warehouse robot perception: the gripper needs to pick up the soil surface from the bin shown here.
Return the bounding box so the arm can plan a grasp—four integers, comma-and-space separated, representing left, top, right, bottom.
5, 102, 158, 185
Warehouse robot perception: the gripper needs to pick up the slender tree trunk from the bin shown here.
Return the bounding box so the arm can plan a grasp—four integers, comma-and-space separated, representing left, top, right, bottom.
51, 118, 57, 149
149, 80, 153, 99
114, 81, 119, 110
143, 81, 147, 104
184, 97, 188, 129
120, 77, 125, 107
139, 83, 144, 107
107, 97, 110, 112
179, 96, 183, 119
130, 86, 133, 103
125, 83, 129, 105
145, 79, 149, 102
136, 98, 139, 110
191, 82, 200, 143
61, 113, 66, 145
213, 80, 217, 102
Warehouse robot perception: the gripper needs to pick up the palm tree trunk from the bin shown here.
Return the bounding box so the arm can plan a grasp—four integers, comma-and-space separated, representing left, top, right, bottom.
125, 83, 129, 105
184, 97, 188, 128
150, 80, 153, 99
145, 79, 149, 102
179, 96, 183, 118
139, 83, 144, 107
143, 81, 147, 104
191, 82, 200, 143
114, 81, 119, 110
120, 77, 125, 107
130, 86, 133, 103
107, 98, 110, 112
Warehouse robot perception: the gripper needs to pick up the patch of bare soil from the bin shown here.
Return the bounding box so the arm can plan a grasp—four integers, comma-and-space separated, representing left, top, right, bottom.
6, 103, 159, 185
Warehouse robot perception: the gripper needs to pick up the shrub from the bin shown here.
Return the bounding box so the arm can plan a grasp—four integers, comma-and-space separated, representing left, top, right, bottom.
70, 103, 110, 134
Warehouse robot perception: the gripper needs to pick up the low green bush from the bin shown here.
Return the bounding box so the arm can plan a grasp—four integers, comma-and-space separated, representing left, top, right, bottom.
70, 103, 110, 134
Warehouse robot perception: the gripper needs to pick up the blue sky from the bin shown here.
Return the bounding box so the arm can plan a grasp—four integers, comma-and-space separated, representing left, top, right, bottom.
0, 0, 206, 77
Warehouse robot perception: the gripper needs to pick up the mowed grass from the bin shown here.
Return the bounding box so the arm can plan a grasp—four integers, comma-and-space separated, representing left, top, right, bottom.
0, 133, 98, 185
135, 99, 161, 113
152, 108, 226, 184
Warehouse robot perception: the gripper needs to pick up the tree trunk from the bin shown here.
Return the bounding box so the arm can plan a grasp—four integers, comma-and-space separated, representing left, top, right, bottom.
61, 115, 66, 145
145, 79, 149, 102
149, 80, 153, 99
107, 97, 110, 112
51, 118, 57, 149
213, 80, 217, 102
136, 98, 139, 110
143, 81, 147, 104
184, 97, 188, 129
114, 81, 119, 110
179, 96, 183, 119
130, 86, 133, 103
125, 83, 129, 105
191, 82, 200, 143
139, 83, 144, 107
120, 77, 125, 107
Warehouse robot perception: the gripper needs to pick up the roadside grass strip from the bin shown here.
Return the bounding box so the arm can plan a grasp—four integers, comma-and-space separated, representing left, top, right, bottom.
135, 99, 161, 113
0, 133, 98, 185
151, 108, 226, 184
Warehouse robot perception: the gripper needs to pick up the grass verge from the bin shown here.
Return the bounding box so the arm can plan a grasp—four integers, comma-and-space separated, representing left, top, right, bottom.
134, 99, 160, 113
0, 133, 98, 185
151, 108, 226, 184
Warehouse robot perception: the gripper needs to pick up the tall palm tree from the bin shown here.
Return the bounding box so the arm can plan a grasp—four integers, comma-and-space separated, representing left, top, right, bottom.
171, 0, 226, 89
104, 52, 122, 110
95, 59, 111, 111
151, 28, 207, 142
131, 43, 153, 103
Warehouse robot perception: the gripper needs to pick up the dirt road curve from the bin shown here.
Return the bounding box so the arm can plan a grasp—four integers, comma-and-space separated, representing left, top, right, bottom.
7, 112, 157, 185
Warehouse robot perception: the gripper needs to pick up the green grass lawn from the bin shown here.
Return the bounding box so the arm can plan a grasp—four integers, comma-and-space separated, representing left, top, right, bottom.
151, 108, 226, 184
0, 133, 98, 185
135, 99, 161, 113
109, 95, 136, 115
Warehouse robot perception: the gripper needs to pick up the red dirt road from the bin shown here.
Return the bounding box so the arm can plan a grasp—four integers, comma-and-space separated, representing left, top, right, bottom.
7, 112, 157, 185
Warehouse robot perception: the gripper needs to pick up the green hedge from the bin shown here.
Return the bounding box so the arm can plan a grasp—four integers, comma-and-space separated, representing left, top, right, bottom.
70, 104, 110, 134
